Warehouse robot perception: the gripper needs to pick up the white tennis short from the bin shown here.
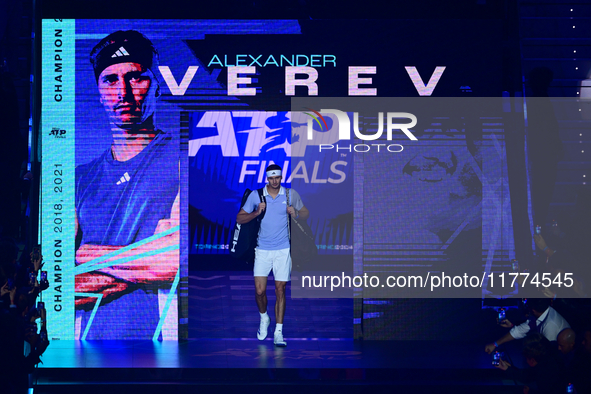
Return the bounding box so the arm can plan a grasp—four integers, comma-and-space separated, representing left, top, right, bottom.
253, 247, 291, 281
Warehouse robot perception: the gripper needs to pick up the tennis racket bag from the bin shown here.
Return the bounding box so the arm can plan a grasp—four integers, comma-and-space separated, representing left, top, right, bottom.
229, 188, 265, 263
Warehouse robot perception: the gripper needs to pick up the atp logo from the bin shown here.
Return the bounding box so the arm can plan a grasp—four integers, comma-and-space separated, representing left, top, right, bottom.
49, 128, 66, 138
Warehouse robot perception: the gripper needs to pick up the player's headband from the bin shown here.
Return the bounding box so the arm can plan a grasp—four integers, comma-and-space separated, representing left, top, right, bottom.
91, 31, 158, 82
266, 170, 282, 177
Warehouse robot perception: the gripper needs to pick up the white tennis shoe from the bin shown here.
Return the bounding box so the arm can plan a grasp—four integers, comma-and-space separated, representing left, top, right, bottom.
274, 331, 287, 347
257, 316, 270, 340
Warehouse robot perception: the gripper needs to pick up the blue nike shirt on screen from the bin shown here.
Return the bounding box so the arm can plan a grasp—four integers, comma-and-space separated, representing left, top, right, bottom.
75, 131, 178, 339
76, 132, 178, 246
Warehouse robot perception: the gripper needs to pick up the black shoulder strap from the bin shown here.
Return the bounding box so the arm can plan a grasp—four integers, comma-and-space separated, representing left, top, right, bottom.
257, 188, 267, 221
239, 188, 252, 209
257, 187, 266, 203
285, 187, 291, 242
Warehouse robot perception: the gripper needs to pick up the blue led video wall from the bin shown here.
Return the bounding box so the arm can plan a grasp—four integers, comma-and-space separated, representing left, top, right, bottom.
41, 18, 511, 340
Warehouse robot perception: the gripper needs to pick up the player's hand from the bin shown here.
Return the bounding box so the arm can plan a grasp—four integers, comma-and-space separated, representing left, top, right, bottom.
76, 244, 121, 265
286, 206, 297, 217
75, 272, 129, 309
155, 190, 180, 234
485, 343, 497, 354
155, 218, 177, 234
256, 202, 266, 215
75, 188, 179, 287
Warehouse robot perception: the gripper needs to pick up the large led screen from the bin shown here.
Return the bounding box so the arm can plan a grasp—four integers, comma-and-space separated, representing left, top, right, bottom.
41, 18, 509, 340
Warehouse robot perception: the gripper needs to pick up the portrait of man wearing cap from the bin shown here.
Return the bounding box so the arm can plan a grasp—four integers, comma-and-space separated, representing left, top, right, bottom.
236, 164, 309, 347
74, 30, 179, 339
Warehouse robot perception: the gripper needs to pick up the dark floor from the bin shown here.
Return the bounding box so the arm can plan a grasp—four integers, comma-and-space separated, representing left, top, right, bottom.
33, 270, 524, 393
34, 339, 523, 394
38, 338, 516, 369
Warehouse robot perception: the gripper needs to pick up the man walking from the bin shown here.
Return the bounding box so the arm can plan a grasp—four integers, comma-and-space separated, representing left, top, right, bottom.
237, 164, 308, 346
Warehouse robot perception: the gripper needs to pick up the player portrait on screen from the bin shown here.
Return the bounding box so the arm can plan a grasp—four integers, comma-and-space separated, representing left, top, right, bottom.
74, 30, 179, 339
366, 125, 482, 245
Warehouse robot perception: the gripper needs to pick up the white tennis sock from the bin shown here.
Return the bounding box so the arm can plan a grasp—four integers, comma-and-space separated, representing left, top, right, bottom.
260, 311, 269, 320
275, 323, 283, 333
